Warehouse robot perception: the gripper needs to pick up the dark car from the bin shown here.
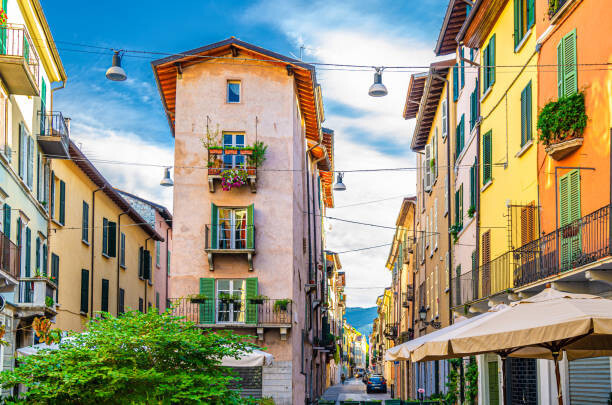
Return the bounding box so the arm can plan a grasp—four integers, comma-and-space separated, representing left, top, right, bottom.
366, 374, 387, 393
362, 372, 369, 384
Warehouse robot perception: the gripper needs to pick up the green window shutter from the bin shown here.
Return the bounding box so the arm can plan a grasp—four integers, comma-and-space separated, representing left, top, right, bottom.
562, 30, 577, 97
559, 175, 569, 226
50, 171, 55, 218
119, 289, 125, 314
82, 202, 89, 243
101, 279, 109, 312
557, 39, 564, 98
525, 82, 532, 143
138, 246, 144, 278
483, 48, 489, 90
143, 250, 151, 280
43, 244, 48, 277
199, 278, 215, 324
521, 85, 527, 146
489, 34, 496, 85
102, 218, 108, 255
514, 0, 521, 48
247, 204, 255, 249
210, 203, 218, 250
245, 277, 258, 324
483, 131, 492, 184
108, 221, 117, 257
35, 236, 40, 272
156, 292, 159, 311
3, 204, 10, 238
25, 227, 31, 277
167, 251, 171, 275
59, 180, 65, 225
488, 361, 500, 405
470, 165, 475, 208
459, 185, 464, 228
527, 0, 535, 28
460, 47, 465, 89
453, 64, 459, 101
120, 233, 126, 267
460, 115, 465, 152
455, 189, 460, 226
51, 253, 58, 287
80, 269, 89, 314
569, 170, 581, 222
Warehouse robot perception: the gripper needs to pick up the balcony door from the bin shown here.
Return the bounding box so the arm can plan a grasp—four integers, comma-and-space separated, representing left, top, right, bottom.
223, 133, 245, 169
559, 170, 581, 271
216, 279, 245, 323
218, 208, 247, 250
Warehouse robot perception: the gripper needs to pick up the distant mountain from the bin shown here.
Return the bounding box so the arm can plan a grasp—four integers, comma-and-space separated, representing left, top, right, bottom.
345, 307, 378, 342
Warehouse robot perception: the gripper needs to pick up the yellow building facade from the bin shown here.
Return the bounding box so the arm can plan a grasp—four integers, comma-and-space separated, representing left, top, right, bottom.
49, 142, 163, 332
462, 0, 539, 297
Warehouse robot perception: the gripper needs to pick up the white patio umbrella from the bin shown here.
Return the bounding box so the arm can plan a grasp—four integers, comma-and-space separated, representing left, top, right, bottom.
221, 348, 274, 367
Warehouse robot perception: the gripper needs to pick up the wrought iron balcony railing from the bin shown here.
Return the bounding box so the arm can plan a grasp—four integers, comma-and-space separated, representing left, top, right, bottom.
204, 224, 255, 251
168, 297, 292, 326
0, 24, 40, 95
37, 111, 70, 158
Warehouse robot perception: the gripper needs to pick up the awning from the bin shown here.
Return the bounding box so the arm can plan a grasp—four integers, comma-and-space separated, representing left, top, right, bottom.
221, 349, 274, 367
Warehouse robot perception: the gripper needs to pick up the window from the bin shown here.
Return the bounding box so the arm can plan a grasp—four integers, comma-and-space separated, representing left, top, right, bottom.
452, 63, 459, 101
35, 236, 40, 273
156, 241, 160, 267
514, 0, 535, 49
455, 114, 465, 160
227, 80, 241, 103
460, 47, 465, 89
483, 131, 492, 185
211, 204, 254, 250
470, 159, 477, 210
138, 298, 143, 313
483, 34, 496, 93
58, 180, 65, 225
120, 233, 126, 268
441, 99, 448, 138
455, 184, 464, 230
18, 123, 32, 184
51, 253, 59, 293
2, 204, 10, 238
101, 278, 109, 312
80, 269, 89, 314
155, 292, 160, 313
222, 133, 246, 169
167, 250, 171, 275
559, 170, 581, 268
24, 227, 31, 277
557, 30, 577, 98
424, 144, 432, 191
50, 171, 55, 218
138, 246, 152, 280
520, 81, 532, 147
470, 79, 479, 131
216, 279, 245, 323
102, 218, 116, 257
119, 288, 125, 314
82, 201, 89, 243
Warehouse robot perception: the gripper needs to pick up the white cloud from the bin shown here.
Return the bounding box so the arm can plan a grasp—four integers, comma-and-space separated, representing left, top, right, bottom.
246, 0, 439, 307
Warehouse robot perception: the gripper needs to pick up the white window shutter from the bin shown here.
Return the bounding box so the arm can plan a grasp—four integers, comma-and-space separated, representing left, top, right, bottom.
424, 144, 432, 191
27, 136, 34, 189
433, 131, 438, 180
442, 100, 448, 138
444, 175, 449, 214
434, 198, 438, 249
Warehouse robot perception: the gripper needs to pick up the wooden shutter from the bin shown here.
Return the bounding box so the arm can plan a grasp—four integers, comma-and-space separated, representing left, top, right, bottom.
119, 288, 125, 314
488, 361, 500, 405
453, 64, 459, 101
483, 131, 492, 184
562, 30, 577, 97
138, 246, 144, 278
433, 130, 438, 180
559, 174, 569, 226
247, 204, 255, 249
557, 38, 564, 98
3, 203, 10, 238
35, 236, 40, 272
108, 221, 117, 257
459, 185, 464, 228
25, 227, 30, 277
460, 114, 465, 153
199, 278, 215, 324
43, 244, 48, 277
59, 180, 65, 225
102, 218, 108, 255
143, 250, 151, 280
245, 277, 258, 324
50, 171, 55, 218
80, 269, 89, 313
424, 144, 432, 190
527, 0, 535, 28
210, 203, 218, 250
101, 279, 109, 312
470, 163, 476, 208
120, 233, 126, 267
442, 100, 448, 138
483, 47, 489, 90
489, 34, 496, 85
460, 47, 465, 88
482, 231, 491, 265
27, 136, 34, 188
51, 253, 58, 288
18, 125, 24, 178
514, 0, 521, 48
525, 82, 532, 143
569, 170, 581, 222
455, 189, 460, 226
82, 202, 89, 243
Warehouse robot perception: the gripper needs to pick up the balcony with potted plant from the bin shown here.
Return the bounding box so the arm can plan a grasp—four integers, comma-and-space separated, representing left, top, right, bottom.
0, 23, 40, 96
17, 271, 57, 318
538, 92, 587, 161
205, 141, 267, 193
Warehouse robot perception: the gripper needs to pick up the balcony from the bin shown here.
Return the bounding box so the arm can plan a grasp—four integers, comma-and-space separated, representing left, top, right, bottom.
548, 0, 571, 19
0, 25, 40, 96
204, 224, 255, 271
169, 297, 291, 340
37, 112, 70, 159
455, 204, 612, 309
207, 148, 257, 193
17, 277, 57, 318
0, 230, 20, 286
383, 324, 398, 340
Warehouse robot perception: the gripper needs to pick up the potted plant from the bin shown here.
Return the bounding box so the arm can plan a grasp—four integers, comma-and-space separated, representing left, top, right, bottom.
221, 169, 248, 191
468, 205, 476, 218
219, 292, 241, 304
273, 298, 291, 312
189, 294, 208, 304
224, 146, 238, 155
45, 296, 54, 308
200, 123, 222, 153
248, 141, 268, 168
248, 294, 268, 305
208, 145, 223, 155
449, 224, 461, 243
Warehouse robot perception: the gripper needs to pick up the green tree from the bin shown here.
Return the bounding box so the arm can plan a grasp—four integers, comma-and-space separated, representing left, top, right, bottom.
1, 310, 257, 404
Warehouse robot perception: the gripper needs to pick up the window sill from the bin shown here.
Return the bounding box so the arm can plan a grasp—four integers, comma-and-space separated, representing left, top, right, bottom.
120, 264, 126, 270
514, 28, 533, 53
51, 219, 63, 227
481, 180, 493, 193
515, 140, 533, 158
480, 86, 493, 103
80, 311, 88, 317
445, 287, 450, 293
102, 253, 110, 259
81, 239, 90, 247
550, 0, 581, 24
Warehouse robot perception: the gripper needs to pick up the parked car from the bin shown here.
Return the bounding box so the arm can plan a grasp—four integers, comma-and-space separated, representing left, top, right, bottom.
366, 374, 387, 393
362, 372, 369, 384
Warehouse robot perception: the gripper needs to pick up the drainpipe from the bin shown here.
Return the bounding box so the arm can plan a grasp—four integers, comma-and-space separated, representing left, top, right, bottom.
432, 70, 452, 326
116, 210, 130, 316
165, 223, 171, 310
144, 237, 152, 313
90, 185, 106, 318
50, 81, 66, 114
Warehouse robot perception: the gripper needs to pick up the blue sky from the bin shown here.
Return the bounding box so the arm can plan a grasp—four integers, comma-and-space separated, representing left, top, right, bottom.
41, 0, 449, 306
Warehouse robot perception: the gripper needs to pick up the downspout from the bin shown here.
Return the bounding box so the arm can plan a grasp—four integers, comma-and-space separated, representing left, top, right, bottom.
116, 210, 130, 316
432, 70, 452, 326
165, 223, 171, 310
144, 237, 152, 313
90, 185, 106, 318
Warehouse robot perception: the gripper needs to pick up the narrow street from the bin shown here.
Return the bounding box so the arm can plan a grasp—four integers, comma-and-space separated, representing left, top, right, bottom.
321, 378, 391, 403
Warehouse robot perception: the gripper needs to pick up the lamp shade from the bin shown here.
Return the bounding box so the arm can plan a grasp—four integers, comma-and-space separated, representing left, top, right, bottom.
106, 51, 127, 82
368, 69, 388, 97
160, 167, 174, 187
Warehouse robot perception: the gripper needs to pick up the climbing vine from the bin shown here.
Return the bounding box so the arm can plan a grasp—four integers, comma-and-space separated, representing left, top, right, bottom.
465, 356, 479, 404
445, 358, 461, 404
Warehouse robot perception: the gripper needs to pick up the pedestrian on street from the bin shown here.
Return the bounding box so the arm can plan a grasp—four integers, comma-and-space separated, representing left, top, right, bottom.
341, 373, 345, 385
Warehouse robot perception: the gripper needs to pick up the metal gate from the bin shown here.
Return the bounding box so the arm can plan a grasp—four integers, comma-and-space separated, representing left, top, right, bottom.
227, 366, 263, 398
569, 357, 611, 404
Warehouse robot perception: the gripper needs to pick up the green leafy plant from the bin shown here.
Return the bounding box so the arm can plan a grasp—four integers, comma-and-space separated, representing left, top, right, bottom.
273, 299, 291, 312
248, 294, 268, 304
188, 293, 208, 303
45, 296, 54, 308
221, 169, 248, 191
200, 123, 222, 149
468, 205, 476, 218
430, 157, 436, 171
247, 141, 268, 168
218, 292, 241, 303
465, 356, 479, 404
449, 224, 462, 243
1, 310, 256, 404
537, 92, 587, 146
445, 358, 461, 404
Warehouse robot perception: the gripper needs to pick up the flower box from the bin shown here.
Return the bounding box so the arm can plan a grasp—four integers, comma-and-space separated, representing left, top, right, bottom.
239, 149, 254, 155
249, 298, 265, 305
545, 137, 583, 161
224, 149, 238, 155
247, 166, 256, 176
208, 148, 223, 155
190, 298, 207, 304
208, 168, 221, 175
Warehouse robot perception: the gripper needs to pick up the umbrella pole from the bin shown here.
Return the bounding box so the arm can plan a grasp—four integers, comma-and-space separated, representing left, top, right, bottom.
552, 351, 563, 405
